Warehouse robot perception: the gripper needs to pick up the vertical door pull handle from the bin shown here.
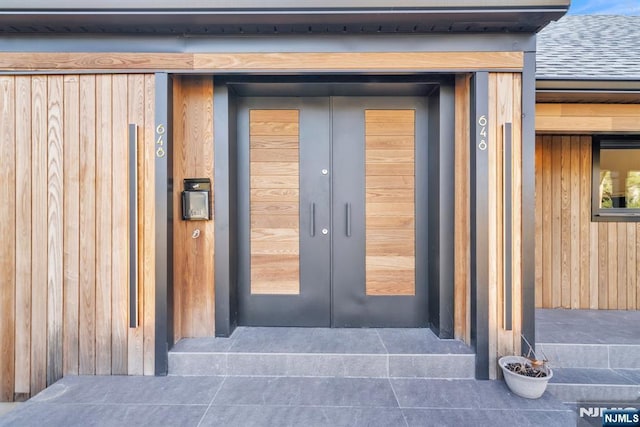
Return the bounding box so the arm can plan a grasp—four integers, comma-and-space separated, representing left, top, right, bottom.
128, 123, 139, 328
310, 203, 316, 237
346, 203, 351, 237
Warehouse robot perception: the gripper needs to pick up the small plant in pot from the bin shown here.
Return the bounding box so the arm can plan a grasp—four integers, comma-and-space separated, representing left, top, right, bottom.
498, 336, 553, 399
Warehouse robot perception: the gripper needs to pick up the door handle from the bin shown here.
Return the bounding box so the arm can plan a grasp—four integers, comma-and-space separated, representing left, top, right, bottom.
310, 203, 316, 237
346, 203, 351, 237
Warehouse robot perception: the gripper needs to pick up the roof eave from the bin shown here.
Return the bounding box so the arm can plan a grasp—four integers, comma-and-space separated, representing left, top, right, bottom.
0, 5, 568, 34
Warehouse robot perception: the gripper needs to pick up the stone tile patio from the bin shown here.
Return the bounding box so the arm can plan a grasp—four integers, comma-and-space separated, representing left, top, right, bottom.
0, 375, 576, 426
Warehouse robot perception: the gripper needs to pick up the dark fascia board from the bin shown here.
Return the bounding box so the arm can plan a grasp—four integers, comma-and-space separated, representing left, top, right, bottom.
0, 0, 571, 9
0, 2, 568, 34
537, 79, 640, 91
536, 79, 640, 103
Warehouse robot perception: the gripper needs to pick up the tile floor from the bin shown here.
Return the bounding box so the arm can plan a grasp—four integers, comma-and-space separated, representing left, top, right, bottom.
536, 309, 640, 344
0, 375, 576, 427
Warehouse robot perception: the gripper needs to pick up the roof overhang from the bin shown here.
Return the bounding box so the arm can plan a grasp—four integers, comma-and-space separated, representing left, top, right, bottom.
537, 79, 640, 104
0, 1, 569, 34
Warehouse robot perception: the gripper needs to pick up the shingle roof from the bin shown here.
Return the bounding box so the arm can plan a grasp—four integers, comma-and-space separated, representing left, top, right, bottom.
537, 15, 640, 80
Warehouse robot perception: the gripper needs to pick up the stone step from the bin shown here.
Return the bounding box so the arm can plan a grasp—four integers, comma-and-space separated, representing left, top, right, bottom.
168, 327, 475, 379
547, 368, 640, 404
536, 342, 640, 369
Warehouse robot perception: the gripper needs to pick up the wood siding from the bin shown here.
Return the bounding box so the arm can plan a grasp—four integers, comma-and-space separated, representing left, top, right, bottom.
249, 109, 301, 295
454, 74, 471, 344
0, 74, 156, 402
488, 73, 523, 378
0, 51, 524, 73
536, 104, 640, 133
172, 76, 215, 339
365, 110, 416, 296
535, 135, 640, 310
452, 73, 524, 375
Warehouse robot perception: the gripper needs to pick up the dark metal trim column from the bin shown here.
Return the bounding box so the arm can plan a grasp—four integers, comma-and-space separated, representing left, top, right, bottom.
521, 52, 537, 352
214, 83, 239, 336
154, 73, 173, 375
470, 72, 490, 380
427, 82, 456, 338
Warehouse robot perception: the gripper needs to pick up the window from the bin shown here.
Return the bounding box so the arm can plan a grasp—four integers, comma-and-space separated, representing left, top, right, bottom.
592, 136, 640, 220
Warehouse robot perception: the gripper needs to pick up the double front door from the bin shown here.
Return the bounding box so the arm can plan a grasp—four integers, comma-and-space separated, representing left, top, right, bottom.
237, 96, 428, 327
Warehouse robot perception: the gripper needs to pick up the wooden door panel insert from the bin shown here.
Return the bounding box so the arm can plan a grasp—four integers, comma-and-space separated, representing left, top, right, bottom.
365, 109, 416, 296
250, 109, 300, 295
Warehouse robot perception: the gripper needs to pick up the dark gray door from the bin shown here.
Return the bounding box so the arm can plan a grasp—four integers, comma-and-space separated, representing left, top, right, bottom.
331, 97, 428, 327
237, 97, 332, 326
237, 96, 428, 327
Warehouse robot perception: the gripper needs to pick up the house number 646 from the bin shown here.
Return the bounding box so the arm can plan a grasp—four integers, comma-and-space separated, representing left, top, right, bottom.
156, 124, 166, 158
478, 115, 487, 151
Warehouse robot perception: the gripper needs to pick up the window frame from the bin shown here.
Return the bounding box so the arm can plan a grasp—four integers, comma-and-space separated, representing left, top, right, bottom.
592, 135, 640, 222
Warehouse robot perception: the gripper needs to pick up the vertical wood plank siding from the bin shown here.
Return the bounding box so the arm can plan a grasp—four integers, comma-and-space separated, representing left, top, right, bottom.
172, 76, 215, 339
488, 73, 523, 377
454, 75, 471, 344
0, 77, 17, 402
0, 74, 156, 402
453, 73, 524, 371
535, 134, 640, 310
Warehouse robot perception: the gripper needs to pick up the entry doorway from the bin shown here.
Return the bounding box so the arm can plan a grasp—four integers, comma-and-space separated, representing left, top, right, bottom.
237, 96, 429, 327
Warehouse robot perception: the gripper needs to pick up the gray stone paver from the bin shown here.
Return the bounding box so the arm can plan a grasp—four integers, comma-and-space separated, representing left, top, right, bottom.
0, 375, 576, 427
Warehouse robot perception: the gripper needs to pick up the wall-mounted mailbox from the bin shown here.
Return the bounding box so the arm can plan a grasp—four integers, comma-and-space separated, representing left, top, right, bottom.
182, 178, 211, 220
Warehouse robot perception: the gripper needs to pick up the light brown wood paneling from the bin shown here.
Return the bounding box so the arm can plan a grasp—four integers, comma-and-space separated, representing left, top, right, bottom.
15, 76, 32, 397
551, 135, 562, 308
194, 51, 524, 72
63, 76, 80, 377
487, 72, 523, 379
47, 76, 64, 386
0, 74, 156, 402
0, 53, 194, 71
143, 74, 156, 376
365, 109, 415, 296
454, 74, 471, 344
510, 73, 523, 356
172, 76, 215, 338
79, 75, 97, 376
536, 103, 640, 133
95, 75, 112, 375
31, 75, 48, 394
0, 51, 524, 72
250, 109, 300, 295
111, 74, 129, 375
569, 136, 580, 309
535, 127, 543, 309
128, 75, 145, 376
598, 222, 609, 309
487, 73, 499, 379
535, 134, 640, 309
637, 224, 640, 310
580, 136, 591, 309
541, 136, 552, 309
560, 136, 571, 309
0, 76, 16, 402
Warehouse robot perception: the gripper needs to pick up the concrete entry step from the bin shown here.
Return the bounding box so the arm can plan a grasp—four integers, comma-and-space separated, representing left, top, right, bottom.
547, 368, 640, 404
535, 310, 640, 404
536, 342, 640, 369
168, 327, 475, 379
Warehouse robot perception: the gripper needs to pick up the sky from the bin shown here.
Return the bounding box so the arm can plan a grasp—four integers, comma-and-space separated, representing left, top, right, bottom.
568, 0, 640, 14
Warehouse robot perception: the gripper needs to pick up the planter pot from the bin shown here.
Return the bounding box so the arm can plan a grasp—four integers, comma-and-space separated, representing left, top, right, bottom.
498, 356, 553, 399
